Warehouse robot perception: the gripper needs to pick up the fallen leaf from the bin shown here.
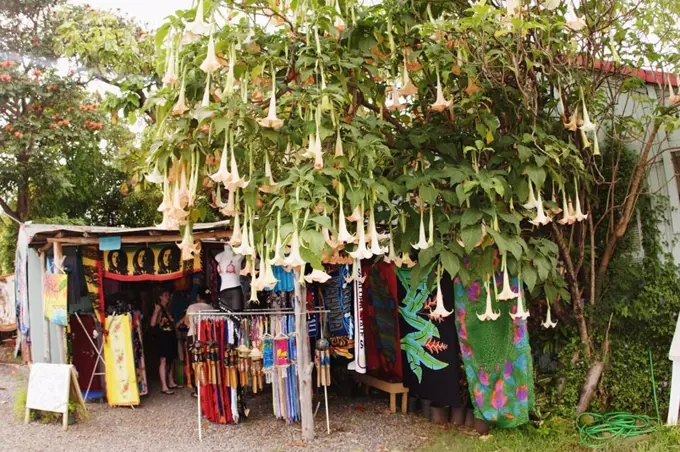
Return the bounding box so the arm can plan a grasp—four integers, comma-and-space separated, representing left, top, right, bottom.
354, 406, 366, 412
479, 434, 493, 441
288, 441, 307, 447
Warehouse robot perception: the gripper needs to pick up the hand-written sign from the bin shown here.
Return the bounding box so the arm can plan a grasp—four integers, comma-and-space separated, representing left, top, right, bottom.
25, 363, 87, 431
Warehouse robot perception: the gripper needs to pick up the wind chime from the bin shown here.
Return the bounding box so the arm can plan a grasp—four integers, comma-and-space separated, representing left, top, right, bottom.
315, 312, 331, 434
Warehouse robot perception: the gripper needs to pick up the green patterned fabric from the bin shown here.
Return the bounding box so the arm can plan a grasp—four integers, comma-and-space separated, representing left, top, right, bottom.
454, 277, 535, 428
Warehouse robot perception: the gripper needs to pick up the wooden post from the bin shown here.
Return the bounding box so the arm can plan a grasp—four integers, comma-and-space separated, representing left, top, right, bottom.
294, 273, 315, 442
53, 242, 67, 364
40, 253, 51, 364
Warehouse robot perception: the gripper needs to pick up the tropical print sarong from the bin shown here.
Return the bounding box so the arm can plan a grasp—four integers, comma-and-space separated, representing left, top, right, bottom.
454, 276, 535, 427
104, 314, 140, 406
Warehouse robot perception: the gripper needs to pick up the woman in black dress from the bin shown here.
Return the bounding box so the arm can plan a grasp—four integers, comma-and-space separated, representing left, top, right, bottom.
150, 289, 183, 394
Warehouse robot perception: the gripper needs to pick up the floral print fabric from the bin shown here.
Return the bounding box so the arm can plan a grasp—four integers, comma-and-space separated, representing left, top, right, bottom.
454, 276, 535, 428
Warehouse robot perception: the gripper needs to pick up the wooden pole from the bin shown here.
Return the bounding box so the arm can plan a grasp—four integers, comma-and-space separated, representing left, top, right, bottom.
53, 242, 67, 364
40, 253, 51, 364
294, 272, 315, 442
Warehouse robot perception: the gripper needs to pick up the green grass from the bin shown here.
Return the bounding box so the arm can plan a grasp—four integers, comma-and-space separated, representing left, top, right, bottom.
420, 418, 680, 452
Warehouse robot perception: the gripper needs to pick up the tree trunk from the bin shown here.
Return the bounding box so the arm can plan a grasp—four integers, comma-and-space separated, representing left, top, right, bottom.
294, 274, 315, 442
576, 361, 605, 414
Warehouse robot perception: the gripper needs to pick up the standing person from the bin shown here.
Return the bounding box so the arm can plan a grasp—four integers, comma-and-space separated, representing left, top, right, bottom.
183, 288, 214, 398
150, 289, 183, 395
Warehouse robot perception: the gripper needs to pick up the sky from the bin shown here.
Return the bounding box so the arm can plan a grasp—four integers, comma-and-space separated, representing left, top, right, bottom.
70, 0, 192, 28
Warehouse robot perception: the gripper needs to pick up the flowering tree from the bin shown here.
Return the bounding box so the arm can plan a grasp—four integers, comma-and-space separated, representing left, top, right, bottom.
145, 0, 680, 424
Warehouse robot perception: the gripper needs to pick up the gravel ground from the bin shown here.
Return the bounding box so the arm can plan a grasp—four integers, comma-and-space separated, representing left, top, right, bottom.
0, 361, 441, 452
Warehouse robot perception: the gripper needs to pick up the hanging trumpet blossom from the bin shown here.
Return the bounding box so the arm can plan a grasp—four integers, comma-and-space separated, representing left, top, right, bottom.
477, 278, 500, 321
431, 267, 453, 319
178, 225, 200, 261
668, 75, 680, 105
574, 191, 588, 222
283, 223, 306, 269
542, 302, 558, 328
427, 207, 434, 248
226, 134, 248, 191
400, 252, 416, 268
383, 231, 402, 267
497, 252, 519, 300
580, 92, 596, 134
249, 258, 259, 302
558, 190, 577, 225
304, 268, 333, 284
200, 25, 221, 74
544, 0, 560, 10
523, 178, 538, 210
201, 73, 211, 108
505, 0, 519, 18
257, 70, 284, 129
368, 204, 387, 256
349, 203, 373, 260
157, 175, 172, 215
510, 281, 530, 320
333, 0, 346, 32
564, 106, 578, 131
145, 162, 164, 184
334, 130, 344, 158
221, 189, 236, 216
431, 70, 452, 112
313, 130, 324, 169
529, 188, 552, 226
269, 213, 286, 266
259, 152, 277, 193
565, 5, 586, 31
411, 207, 430, 250
386, 80, 405, 112
233, 214, 254, 256
399, 53, 418, 97
211, 140, 231, 183
172, 75, 190, 115
187, 0, 210, 36
347, 204, 362, 223
336, 185, 355, 244
162, 45, 178, 87
229, 212, 242, 246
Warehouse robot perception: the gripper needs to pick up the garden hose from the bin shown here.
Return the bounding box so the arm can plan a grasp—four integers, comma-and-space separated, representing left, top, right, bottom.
575, 350, 659, 448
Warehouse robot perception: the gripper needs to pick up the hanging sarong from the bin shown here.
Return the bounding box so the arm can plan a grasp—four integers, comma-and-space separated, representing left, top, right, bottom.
397, 268, 461, 407
321, 264, 354, 359
362, 261, 403, 382
104, 314, 140, 406
454, 277, 535, 427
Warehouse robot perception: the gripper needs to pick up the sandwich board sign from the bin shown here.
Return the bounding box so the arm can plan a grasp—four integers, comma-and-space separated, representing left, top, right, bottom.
25, 363, 87, 430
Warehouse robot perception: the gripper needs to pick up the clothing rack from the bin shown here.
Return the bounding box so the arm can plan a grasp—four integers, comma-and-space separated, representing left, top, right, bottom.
191, 308, 329, 441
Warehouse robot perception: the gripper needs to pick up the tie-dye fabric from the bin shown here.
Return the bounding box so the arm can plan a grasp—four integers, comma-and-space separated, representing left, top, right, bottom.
454, 276, 535, 428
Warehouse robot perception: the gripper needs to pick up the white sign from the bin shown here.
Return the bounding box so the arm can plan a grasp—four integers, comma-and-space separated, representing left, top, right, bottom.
25, 363, 87, 431
26, 363, 72, 413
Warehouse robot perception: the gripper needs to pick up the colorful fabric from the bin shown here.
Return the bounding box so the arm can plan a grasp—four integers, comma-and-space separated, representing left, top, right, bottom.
349, 263, 366, 373
131, 312, 148, 396
103, 245, 201, 282
81, 246, 105, 326
43, 273, 68, 326
397, 268, 461, 407
362, 261, 402, 382
320, 264, 354, 359
104, 314, 140, 406
454, 276, 535, 427
268, 265, 294, 292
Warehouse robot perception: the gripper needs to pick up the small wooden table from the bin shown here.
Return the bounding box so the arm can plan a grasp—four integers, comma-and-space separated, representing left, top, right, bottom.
355, 373, 409, 414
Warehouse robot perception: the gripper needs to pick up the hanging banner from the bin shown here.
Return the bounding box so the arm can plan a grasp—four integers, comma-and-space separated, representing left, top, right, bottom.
81, 246, 105, 326
15, 226, 30, 338
0, 275, 16, 332
102, 245, 201, 282
43, 274, 68, 326
104, 314, 140, 406
348, 263, 366, 374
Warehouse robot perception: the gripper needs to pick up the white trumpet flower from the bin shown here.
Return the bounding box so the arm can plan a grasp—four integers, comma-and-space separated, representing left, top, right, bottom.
411, 209, 430, 250
399, 57, 418, 97
220, 189, 236, 216
157, 177, 172, 213
347, 205, 363, 223
210, 140, 231, 183
477, 279, 501, 321
337, 193, 355, 244
200, 27, 221, 74
172, 76, 189, 115
229, 213, 242, 246
558, 193, 577, 225
523, 178, 538, 210
431, 71, 452, 112
400, 252, 416, 268
386, 81, 405, 112
232, 216, 254, 256
334, 130, 344, 158
544, 0, 560, 10
201, 73, 211, 108
349, 209, 373, 260
187, 0, 210, 36
565, 6, 586, 31
574, 192, 588, 222
542, 304, 558, 328
313, 131, 324, 169
510, 284, 530, 320
530, 190, 552, 226
497, 252, 519, 300
178, 226, 200, 261
226, 142, 248, 190
284, 226, 306, 269
162, 47, 178, 87
257, 74, 284, 129
383, 234, 402, 267
580, 96, 596, 133
145, 163, 164, 184
431, 272, 453, 319
368, 206, 387, 256
304, 268, 332, 284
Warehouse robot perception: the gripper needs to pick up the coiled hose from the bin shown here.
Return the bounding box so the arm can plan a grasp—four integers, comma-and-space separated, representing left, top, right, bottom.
575, 350, 660, 448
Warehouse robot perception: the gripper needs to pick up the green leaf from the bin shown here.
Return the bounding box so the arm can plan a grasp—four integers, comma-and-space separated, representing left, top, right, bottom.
309, 215, 332, 230
526, 165, 546, 188
522, 262, 538, 292
461, 225, 483, 254
517, 145, 532, 162
441, 250, 460, 278
461, 208, 483, 229
420, 185, 438, 204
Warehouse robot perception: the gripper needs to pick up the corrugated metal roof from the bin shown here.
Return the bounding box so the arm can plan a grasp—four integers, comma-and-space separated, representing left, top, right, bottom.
22, 220, 230, 244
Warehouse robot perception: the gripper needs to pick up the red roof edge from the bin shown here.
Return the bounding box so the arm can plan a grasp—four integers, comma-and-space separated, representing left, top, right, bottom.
580, 57, 679, 87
